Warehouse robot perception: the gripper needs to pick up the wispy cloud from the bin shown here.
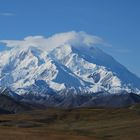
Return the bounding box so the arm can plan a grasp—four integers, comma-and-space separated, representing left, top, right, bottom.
0, 31, 107, 52
0, 12, 15, 16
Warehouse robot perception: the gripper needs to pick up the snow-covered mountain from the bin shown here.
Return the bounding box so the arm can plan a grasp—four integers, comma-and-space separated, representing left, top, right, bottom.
0, 43, 140, 97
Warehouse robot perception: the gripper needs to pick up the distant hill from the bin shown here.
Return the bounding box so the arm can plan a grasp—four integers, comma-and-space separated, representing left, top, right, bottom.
0, 94, 31, 113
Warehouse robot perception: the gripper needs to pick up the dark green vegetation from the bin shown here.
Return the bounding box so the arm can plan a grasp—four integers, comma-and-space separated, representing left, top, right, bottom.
0, 105, 140, 140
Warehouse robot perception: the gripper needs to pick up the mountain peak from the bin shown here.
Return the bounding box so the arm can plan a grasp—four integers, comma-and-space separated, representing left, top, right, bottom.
0, 32, 140, 96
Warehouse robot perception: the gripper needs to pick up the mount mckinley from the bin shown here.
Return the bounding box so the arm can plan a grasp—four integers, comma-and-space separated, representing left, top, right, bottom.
0, 31, 140, 107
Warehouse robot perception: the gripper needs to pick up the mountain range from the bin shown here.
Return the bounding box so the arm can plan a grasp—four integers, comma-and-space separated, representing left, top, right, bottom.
0, 31, 140, 107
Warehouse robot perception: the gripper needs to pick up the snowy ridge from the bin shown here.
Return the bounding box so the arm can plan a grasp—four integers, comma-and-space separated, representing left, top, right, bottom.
0, 44, 140, 96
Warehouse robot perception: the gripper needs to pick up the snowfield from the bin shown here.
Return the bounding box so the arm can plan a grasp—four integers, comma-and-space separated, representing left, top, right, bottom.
0, 31, 140, 96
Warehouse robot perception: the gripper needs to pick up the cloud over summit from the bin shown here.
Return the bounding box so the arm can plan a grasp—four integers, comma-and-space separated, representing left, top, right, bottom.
0, 31, 105, 52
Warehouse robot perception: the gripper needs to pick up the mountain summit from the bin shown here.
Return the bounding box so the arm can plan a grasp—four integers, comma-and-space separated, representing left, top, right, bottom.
0, 31, 140, 106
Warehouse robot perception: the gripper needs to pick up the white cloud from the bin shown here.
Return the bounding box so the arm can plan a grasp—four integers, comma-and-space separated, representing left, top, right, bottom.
0, 12, 15, 16
0, 31, 107, 52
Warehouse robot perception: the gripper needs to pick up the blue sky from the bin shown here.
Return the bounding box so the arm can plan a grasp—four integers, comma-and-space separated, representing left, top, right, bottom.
0, 0, 140, 77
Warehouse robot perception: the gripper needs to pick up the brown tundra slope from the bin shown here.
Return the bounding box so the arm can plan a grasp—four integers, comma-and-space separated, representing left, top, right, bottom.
0, 105, 140, 140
